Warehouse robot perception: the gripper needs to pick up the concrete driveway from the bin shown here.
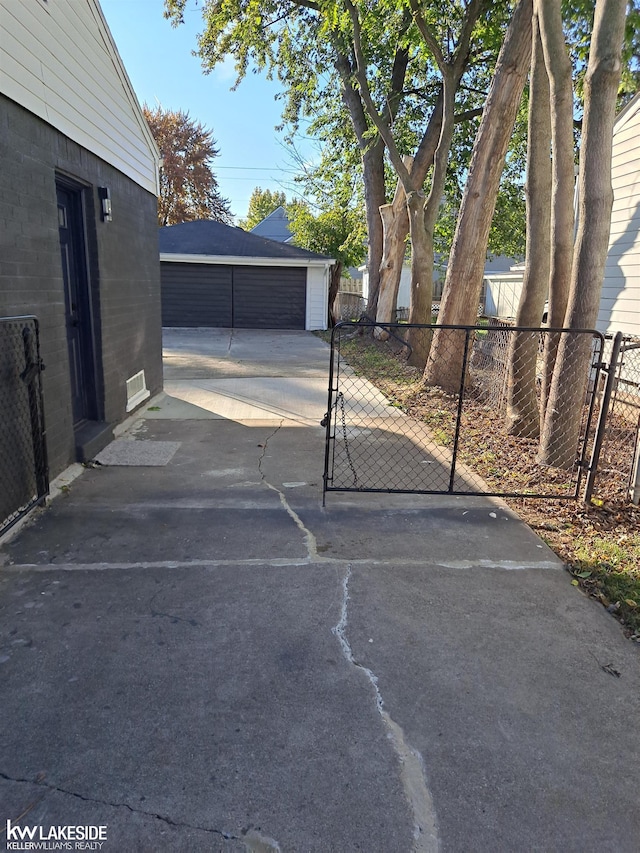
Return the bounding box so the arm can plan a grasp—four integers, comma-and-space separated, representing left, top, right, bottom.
1, 328, 639, 852
156, 328, 331, 423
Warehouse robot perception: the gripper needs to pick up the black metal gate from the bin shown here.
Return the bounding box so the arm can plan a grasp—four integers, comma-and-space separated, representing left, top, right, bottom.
0, 317, 48, 536
323, 321, 605, 502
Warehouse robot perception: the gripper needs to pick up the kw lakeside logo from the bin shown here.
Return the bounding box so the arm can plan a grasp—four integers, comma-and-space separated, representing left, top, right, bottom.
5, 821, 107, 851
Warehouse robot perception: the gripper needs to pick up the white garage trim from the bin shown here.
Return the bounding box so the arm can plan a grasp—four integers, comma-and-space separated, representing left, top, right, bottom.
160, 253, 333, 268
306, 265, 330, 331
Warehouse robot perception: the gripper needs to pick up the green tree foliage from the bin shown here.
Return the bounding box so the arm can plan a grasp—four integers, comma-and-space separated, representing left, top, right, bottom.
164, 0, 413, 313
238, 188, 288, 231
286, 154, 367, 323
434, 96, 528, 261
288, 200, 366, 270
143, 104, 232, 226
562, 0, 640, 109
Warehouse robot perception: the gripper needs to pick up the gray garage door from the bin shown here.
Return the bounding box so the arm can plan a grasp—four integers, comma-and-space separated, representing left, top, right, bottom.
161, 263, 307, 329
233, 267, 306, 329
161, 263, 232, 327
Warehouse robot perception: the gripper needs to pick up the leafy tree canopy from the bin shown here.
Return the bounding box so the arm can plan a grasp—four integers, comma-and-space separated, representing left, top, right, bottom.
288, 200, 367, 269
143, 104, 232, 226
284, 142, 367, 266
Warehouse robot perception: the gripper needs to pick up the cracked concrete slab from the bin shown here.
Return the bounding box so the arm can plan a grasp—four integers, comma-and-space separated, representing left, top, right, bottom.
0, 563, 412, 852
0, 776, 244, 852
341, 561, 640, 852
2, 329, 639, 852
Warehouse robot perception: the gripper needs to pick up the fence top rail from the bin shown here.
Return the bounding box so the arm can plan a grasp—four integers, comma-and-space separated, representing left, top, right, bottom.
333, 319, 604, 339
0, 315, 38, 325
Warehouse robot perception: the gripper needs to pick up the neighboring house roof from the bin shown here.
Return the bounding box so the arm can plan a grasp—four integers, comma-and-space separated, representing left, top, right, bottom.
612, 90, 640, 132
484, 254, 524, 273
0, 0, 159, 195
250, 206, 293, 243
159, 220, 333, 264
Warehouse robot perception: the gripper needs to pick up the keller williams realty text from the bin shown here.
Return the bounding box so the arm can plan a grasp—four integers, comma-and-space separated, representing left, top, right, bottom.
5, 821, 107, 851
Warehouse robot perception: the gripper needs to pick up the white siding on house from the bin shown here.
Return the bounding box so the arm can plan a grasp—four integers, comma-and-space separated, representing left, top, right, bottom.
598, 94, 640, 337
0, 0, 158, 194
305, 266, 329, 330
484, 274, 527, 318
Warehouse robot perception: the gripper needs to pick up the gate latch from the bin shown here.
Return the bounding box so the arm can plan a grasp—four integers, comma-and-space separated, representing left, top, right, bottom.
21, 358, 45, 385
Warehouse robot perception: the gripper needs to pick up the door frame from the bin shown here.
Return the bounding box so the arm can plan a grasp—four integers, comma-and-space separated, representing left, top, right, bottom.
55, 174, 102, 427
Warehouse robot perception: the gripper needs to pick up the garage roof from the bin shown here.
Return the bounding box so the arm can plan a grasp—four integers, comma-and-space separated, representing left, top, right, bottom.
159, 220, 332, 262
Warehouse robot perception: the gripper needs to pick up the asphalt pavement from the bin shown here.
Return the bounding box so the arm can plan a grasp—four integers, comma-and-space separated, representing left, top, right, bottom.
1, 328, 639, 853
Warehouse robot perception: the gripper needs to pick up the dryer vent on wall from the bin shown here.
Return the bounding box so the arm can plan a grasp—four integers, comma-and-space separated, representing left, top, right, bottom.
126, 370, 150, 412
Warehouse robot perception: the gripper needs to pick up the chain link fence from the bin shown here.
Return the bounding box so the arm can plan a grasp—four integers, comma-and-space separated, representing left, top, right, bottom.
592, 335, 640, 502
324, 321, 605, 501
0, 317, 48, 536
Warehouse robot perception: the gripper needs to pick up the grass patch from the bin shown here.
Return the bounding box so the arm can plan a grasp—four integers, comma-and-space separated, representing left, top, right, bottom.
567, 534, 640, 634
337, 335, 418, 387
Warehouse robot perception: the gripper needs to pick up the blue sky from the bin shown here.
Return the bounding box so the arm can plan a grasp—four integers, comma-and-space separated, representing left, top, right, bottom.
100, 0, 308, 220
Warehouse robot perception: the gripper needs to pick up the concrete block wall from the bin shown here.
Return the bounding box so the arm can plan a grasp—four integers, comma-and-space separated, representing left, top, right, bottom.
0, 95, 162, 479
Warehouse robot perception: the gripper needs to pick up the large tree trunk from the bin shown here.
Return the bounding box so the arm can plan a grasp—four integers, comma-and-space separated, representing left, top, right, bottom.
375, 159, 412, 337
424, 0, 533, 392
405, 191, 435, 367
538, 0, 627, 469
328, 261, 344, 327
374, 100, 446, 340
334, 35, 410, 321
362, 139, 387, 318
405, 71, 458, 368
375, 200, 408, 326
537, 0, 576, 417
506, 15, 551, 437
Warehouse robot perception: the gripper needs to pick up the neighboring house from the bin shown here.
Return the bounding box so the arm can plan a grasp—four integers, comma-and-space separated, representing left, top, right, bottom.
361, 255, 520, 312
250, 206, 294, 243
159, 220, 334, 330
599, 92, 640, 337
0, 0, 163, 477
359, 257, 447, 311
484, 94, 640, 335
484, 262, 526, 319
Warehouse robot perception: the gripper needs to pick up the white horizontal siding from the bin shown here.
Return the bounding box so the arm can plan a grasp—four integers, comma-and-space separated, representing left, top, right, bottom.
306, 267, 328, 330
484, 274, 525, 318
598, 95, 640, 337
0, 0, 158, 194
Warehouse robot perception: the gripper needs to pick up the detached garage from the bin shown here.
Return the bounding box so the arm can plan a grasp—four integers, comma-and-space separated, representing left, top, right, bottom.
159, 220, 334, 330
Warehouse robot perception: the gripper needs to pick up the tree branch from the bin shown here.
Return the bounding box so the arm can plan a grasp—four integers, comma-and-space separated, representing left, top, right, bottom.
334, 49, 370, 147
455, 106, 484, 122
451, 0, 485, 78
344, 0, 412, 187
408, 0, 446, 69
289, 0, 321, 11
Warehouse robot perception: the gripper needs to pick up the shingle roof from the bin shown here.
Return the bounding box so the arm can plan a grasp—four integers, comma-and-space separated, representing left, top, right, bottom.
250, 206, 293, 243
159, 220, 331, 261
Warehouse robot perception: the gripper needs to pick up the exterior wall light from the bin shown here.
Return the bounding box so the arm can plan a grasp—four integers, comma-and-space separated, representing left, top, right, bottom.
98, 187, 112, 222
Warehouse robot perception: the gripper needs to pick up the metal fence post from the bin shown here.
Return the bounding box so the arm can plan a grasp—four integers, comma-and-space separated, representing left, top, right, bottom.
630, 431, 640, 505
584, 331, 623, 504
